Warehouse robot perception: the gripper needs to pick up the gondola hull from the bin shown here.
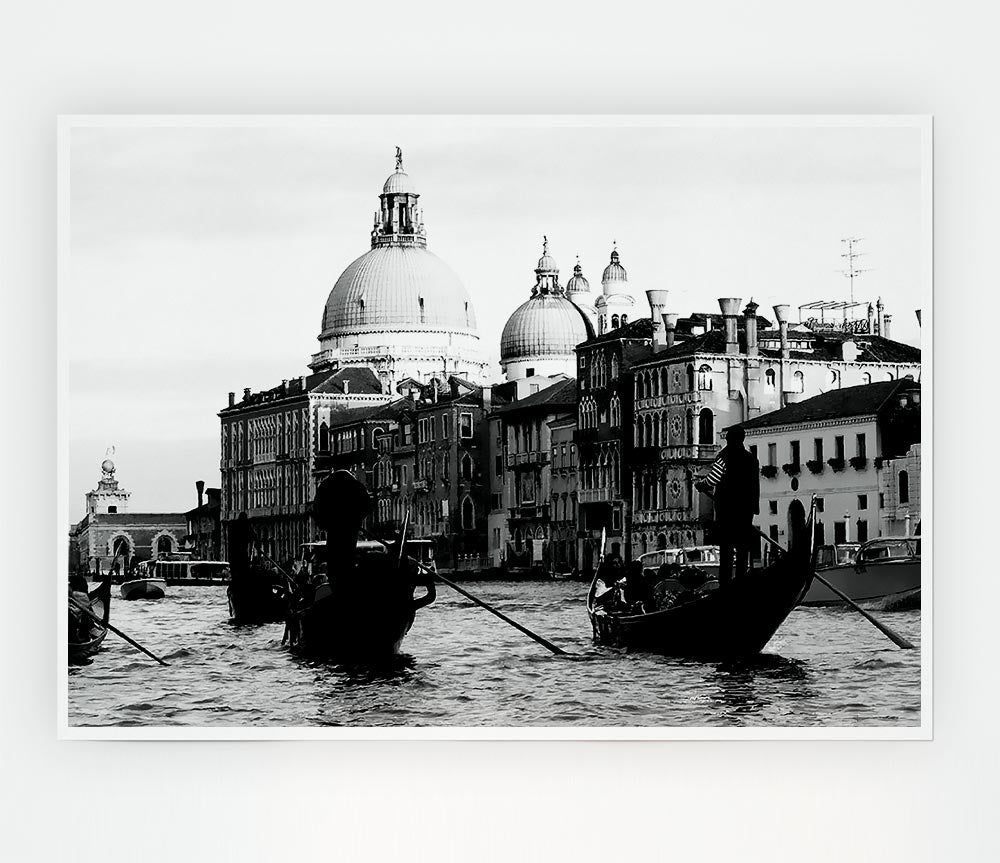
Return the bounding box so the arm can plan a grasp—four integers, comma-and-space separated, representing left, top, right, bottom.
285, 584, 417, 660
588, 509, 815, 659
68, 580, 112, 664
227, 576, 287, 625
120, 578, 167, 600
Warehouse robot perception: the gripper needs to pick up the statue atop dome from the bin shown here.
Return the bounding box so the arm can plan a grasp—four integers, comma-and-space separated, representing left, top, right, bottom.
395, 146, 403, 172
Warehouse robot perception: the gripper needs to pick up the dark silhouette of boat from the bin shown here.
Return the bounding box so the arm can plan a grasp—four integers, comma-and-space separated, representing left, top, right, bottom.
284, 543, 435, 660
587, 501, 816, 659
68, 579, 112, 664
225, 512, 288, 625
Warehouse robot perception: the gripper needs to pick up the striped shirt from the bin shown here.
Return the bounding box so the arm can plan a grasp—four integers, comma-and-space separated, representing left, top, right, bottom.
701, 456, 726, 489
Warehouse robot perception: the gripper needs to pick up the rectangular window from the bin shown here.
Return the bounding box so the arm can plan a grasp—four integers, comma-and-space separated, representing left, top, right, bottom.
857, 494, 868, 511
441, 415, 449, 439
815, 497, 825, 513
402, 424, 412, 446
612, 507, 623, 532
814, 521, 825, 546
879, 492, 885, 509
401, 465, 408, 485
834, 521, 846, 544
768, 500, 778, 515
767, 443, 777, 467
790, 440, 800, 466
769, 524, 779, 542
834, 435, 845, 461
749, 444, 758, 462
857, 519, 869, 544
856, 433, 866, 458
814, 438, 824, 461
459, 413, 473, 438
495, 455, 503, 477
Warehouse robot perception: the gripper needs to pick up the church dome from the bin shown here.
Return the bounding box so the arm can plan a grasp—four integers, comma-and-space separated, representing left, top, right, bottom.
501, 239, 594, 363
501, 294, 594, 361
565, 258, 591, 296
602, 246, 628, 288
320, 245, 477, 336
383, 170, 417, 195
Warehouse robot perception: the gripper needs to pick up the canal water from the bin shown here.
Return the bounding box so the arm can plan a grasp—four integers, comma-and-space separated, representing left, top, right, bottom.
68, 581, 921, 728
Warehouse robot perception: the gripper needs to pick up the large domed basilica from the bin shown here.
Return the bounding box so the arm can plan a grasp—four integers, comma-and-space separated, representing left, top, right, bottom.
500, 238, 595, 381
310, 149, 487, 390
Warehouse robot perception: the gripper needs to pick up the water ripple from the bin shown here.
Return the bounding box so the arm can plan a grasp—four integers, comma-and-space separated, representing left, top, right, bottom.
68, 582, 921, 728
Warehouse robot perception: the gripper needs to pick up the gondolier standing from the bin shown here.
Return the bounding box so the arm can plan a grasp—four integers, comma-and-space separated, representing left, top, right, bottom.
695, 425, 760, 588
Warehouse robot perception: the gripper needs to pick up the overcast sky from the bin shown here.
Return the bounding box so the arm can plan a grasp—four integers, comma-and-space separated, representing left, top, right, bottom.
65, 117, 926, 514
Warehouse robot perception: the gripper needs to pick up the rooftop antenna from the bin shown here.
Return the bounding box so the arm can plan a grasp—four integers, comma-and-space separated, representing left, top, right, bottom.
838, 237, 872, 305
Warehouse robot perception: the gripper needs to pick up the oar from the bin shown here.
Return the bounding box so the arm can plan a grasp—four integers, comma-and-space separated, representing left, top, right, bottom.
361, 529, 568, 656
68, 594, 169, 666
753, 524, 915, 651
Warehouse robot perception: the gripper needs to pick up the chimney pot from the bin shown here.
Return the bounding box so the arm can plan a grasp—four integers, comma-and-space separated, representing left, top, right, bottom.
243, 387, 251, 399
773, 305, 791, 358
196, 480, 205, 508
228, 391, 235, 407
662, 313, 679, 348
646, 290, 670, 351
718, 298, 742, 354
744, 301, 759, 356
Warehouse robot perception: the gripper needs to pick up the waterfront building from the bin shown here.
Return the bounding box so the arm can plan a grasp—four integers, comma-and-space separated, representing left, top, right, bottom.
219, 153, 488, 561
548, 412, 579, 573
626, 298, 921, 555
499, 239, 594, 382
575, 317, 653, 570
491, 377, 577, 570
68, 457, 186, 576
370, 377, 496, 571
740, 379, 921, 554
184, 480, 222, 561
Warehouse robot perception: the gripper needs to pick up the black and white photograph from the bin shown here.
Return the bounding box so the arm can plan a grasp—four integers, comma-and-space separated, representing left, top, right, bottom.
60, 116, 930, 737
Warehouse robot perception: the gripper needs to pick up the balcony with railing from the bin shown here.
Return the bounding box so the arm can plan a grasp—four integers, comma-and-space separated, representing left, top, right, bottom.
504, 450, 551, 469
507, 503, 550, 521
579, 486, 618, 504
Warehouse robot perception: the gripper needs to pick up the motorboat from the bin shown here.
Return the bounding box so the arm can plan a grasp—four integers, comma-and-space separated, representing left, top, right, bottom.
800, 536, 921, 607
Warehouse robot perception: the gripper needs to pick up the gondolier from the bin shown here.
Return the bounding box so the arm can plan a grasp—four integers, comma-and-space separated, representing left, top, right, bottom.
696, 425, 760, 588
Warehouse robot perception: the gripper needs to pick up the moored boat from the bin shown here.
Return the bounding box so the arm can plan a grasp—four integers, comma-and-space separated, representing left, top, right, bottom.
587, 502, 815, 659
68, 579, 112, 664
227, 564, 288, 625
120, 577, 167, 600
800, 536, 920, 607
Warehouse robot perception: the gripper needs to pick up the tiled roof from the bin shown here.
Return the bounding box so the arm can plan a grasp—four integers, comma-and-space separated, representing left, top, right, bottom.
581, 316, 654, 346
740, 379, 920, 431
312, 367, 383, 395
494, 377, 578, 416
328, 397, 413, 430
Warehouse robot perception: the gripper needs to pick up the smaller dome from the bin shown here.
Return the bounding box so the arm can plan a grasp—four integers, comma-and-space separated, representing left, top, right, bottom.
566, 258, 590, 295
535, 235, 558, 273
101, 458, 115, 474
602, 247, 628, 284
383, 170, 417, 195
501, 295, 594, 361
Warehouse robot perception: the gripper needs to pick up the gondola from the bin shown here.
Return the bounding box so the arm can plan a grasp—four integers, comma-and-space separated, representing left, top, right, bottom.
284, 541, 435, 661
227, 564, 288, 625
68, 579, 112, 664
587, 500, 816, 659
120, 577, 167, 600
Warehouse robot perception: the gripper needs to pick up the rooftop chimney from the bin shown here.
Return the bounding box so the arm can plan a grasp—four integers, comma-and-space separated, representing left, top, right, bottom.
773, 304, 791, 359
876, 298, 885, 336
718, 298, 742, 354
281, 379, 288, 395
196, 480, 205, 508
646, 290, 670, 351
841, 338, 860, 363
228, 391, 235, 407
744, 300, 759, 357
243, 387, 251, 400
662, 313, 679, 348
704, 314, 713, 333
882, 313, 892, 340
300, 375, 307, 390
343, 380, 350, 394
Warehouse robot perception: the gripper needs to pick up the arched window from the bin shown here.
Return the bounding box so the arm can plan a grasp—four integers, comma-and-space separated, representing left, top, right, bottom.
862, 372, 872, 385
886, 371, 895, 381
319, 422, 330, 452
898, 470, 909, 505
686, 364, 695, 392
461, 497, 475, 530
656, 533, 667, 551
461, 452, 473, 481
686, 409, 696, 445
156, 535, 173, 556
793, 370, 804, 393
765, 368, 776, 388
698, 408, 714, 445
698, 364, 713, 391
636, 374, 644, 400
660, 413, 669, 444
514, 528, 523, 552
660, 368, 669, 394
611, 314, 620, 329
829, 369, 840, 387
621, 315, 628, 326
